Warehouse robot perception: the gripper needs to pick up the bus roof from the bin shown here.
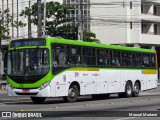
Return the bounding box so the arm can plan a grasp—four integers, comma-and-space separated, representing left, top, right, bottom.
47, 37, 156, 53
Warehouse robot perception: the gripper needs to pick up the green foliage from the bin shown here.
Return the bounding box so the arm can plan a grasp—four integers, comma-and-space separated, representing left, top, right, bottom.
20, 1, 77, 39
20, 1, 99, 42
0, 8, 26, 40
83, 31, 100, 43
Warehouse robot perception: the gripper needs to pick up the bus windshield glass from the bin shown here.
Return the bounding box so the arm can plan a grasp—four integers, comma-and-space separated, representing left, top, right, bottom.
7, 49, 49, 76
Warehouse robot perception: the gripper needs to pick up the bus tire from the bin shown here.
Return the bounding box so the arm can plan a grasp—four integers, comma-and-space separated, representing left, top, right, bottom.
124, 82, 133, 98
132, 82, 140, 97
63, 85, 79, 103
30, 97, 46, 104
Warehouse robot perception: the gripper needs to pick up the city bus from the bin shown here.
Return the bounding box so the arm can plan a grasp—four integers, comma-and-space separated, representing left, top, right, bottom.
7, 38, 158, 103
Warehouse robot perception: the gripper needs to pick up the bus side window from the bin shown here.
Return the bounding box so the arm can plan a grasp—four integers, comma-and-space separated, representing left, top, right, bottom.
52, 45, 67, 67
67, 46, 81, 67
83, 47, 96, 66
150, 54, 156, 68
52, 46, 57, 67
97, 49, 106, 66
142, 54, 149, 67
111, 50, 121, 67
135, 53, 142, 67
106, 50, 110, 66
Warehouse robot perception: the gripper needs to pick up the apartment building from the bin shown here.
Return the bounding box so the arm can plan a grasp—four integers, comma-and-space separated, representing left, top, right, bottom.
63, 0, 90, 31
90, 0, 160, 47
90, 0, 160, 77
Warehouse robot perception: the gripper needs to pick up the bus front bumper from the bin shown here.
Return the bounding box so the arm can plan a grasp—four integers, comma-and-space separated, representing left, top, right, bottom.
7, 85, 52, 97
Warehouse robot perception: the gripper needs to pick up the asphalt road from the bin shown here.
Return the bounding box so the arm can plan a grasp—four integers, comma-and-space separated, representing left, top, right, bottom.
0, 86, 160, 120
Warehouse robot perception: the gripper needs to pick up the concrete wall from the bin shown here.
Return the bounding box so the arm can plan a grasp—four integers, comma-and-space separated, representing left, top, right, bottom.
90, 0, 142, 44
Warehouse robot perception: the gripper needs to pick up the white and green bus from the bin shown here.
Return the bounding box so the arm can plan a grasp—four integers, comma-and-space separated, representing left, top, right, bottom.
7, 38, 158, 103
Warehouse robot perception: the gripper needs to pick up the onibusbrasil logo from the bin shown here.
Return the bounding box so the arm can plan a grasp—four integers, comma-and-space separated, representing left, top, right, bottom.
1, 112, 42, 118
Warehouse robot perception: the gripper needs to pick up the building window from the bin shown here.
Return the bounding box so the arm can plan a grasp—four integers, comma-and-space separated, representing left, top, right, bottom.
141, 5, 143, 13
130, 22, 132, 29
154, 24, 158, 35
130, 2, 132, 9
154, 6, 157, 15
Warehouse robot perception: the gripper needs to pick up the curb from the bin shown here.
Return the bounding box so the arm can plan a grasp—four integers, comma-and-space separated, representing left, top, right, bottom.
0, 91, 7, 94
0, 98, 30, 103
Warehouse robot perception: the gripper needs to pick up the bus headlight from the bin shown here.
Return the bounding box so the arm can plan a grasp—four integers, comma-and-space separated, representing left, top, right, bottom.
39, 81, 51, 90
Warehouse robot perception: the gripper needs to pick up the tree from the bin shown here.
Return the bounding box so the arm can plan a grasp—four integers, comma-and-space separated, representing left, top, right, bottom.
20, 1, 77, 39
83, 31, 100, 43
20, 1, 100, 42
0, 8, 26, 49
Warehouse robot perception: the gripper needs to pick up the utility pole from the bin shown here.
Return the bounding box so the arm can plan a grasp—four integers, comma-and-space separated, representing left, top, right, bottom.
78, 0, 83, 40
43, 0, 46, 37
17, 0, 19, 38
37, 0, 42, 37
7, 0, 9, 36
12, 0, 14, 38
28, 0, 32, 38
0, 0, 4, 49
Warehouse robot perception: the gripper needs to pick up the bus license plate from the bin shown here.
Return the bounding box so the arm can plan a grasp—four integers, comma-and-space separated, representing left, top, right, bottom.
22, 89, 30, 93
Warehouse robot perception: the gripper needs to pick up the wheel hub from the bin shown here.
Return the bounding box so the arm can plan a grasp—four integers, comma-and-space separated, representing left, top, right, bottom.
134, 86, 139, 93
68, 88, 76, 98
127, 86, 132, 95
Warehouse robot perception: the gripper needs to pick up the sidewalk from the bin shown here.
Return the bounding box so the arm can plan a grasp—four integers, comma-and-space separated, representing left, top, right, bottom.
0, 90, 30, 103
0, 90, 7, 94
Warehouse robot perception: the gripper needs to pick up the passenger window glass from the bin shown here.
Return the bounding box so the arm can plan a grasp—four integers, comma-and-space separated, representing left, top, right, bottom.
151, 54, 156, 68
142, 54, 150, 67
111, 50, 121, 67
83, 47, 96, 66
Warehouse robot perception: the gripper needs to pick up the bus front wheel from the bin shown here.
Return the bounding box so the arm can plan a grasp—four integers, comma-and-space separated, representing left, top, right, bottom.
63, 85, 79, 102
124, 82, 133, 98
30, 97, 46, 104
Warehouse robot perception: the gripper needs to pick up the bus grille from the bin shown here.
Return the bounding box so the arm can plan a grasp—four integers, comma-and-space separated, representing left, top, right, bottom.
8, 75, 44, 84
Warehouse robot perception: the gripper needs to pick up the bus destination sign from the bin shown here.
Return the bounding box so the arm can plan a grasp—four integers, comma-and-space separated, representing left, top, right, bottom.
10, 38, 46, 48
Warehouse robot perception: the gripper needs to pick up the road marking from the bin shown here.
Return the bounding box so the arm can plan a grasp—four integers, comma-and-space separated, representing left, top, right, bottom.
17, 109, 25, 112
53, 106, 59, 109
24, 97, 159, 111
114, 117, 137, 120
83, 104, 89, 106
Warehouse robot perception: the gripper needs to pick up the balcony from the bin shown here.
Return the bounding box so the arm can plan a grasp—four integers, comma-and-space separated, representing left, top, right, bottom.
141, 34, 160, 44
141, 14, 160, 22
145, 0, 160, 4
141, 1, 160, 22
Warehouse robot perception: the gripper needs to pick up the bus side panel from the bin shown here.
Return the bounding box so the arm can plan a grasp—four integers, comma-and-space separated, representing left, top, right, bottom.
49, 69, 157, 97
50, 73, 67, 97
102, 70, 121, 93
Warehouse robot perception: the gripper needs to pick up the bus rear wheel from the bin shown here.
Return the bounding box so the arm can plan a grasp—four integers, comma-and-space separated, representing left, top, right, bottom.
132, 82, 140, 97
118, 82, 133, 98
63, 85, 79, 103
30, 97, 46, 104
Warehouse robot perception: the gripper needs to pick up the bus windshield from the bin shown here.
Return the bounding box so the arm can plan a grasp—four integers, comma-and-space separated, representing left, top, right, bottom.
7, 49, 49, 76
